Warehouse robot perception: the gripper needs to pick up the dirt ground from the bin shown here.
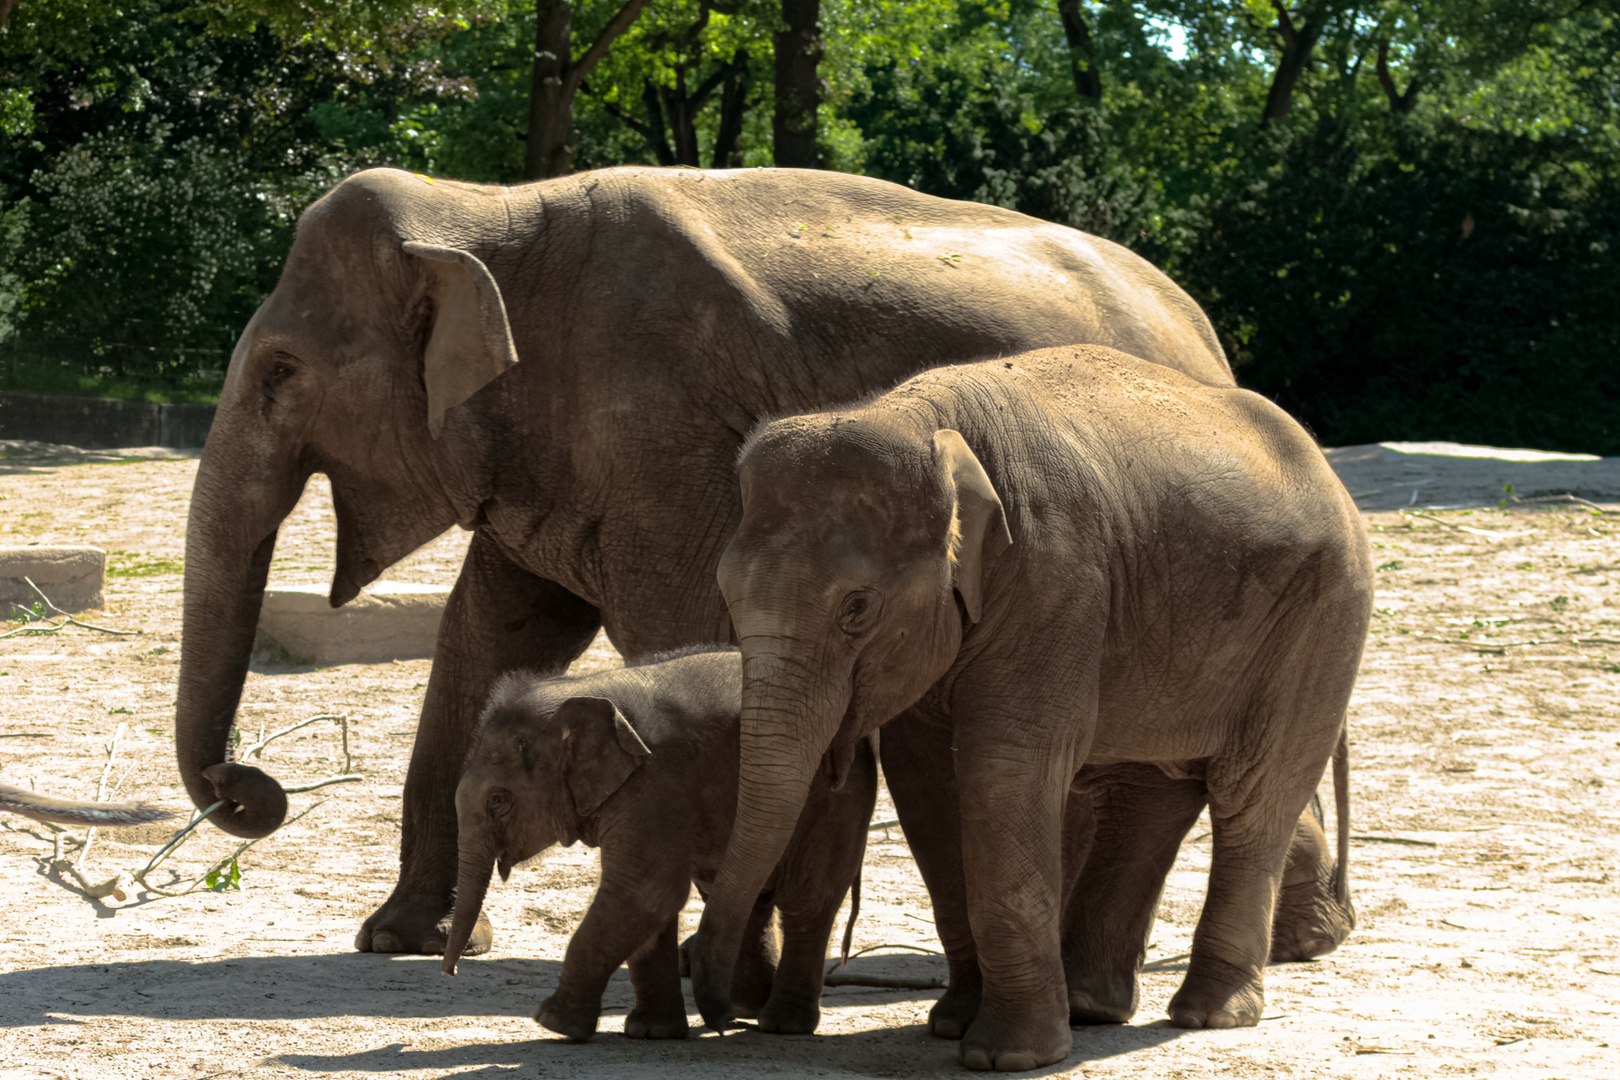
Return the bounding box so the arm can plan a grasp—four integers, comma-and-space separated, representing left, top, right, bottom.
1, 438, 1616, 1079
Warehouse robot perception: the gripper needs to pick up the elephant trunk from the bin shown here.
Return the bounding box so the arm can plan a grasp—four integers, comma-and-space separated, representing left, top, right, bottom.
173, 438, 303, 838
443, 843, 495, 975
691, 643, 848, 1027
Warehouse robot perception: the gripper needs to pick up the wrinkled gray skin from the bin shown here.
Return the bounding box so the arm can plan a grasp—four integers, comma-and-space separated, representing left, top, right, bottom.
693, 345, 1372, 1071
441, 648, 875, 1041
173, 164, 1243, 957
0, 781, 174, 827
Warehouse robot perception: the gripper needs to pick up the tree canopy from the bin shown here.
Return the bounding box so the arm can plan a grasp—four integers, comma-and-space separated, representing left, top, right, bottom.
3, 1, 1616, 450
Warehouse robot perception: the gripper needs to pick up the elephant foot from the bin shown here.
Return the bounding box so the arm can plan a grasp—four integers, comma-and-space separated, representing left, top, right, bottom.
625, 1007, 689, 1040
1067, 982, 1136, 1025
729, 959, 777, 1020
356, 894, 491, 956
958, 1011, 1073, 1072
536, 994, 599, 1041
927, 984, 981, 1040
1166, 972, 1264, 1029
758, 996, 821, 1035
1271, 888, 1354, 963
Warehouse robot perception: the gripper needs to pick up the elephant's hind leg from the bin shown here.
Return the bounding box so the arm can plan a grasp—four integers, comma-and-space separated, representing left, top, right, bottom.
357, 534, 601, 955
1270, 794, 1354, 962
1064, 764, 1206, 1025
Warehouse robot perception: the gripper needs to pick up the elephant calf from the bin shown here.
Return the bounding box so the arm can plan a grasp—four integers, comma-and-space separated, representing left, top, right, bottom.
442, 647, 876, 1041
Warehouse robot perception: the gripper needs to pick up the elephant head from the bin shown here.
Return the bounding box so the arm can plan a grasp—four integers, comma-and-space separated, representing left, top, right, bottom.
692, 413, 1010, 1022
175, 169, 522, 837
442, 681, 652, 974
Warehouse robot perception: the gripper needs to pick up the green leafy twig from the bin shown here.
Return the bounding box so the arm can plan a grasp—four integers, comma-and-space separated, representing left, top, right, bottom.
138, 798, 333, 897
0, 578, 140, 639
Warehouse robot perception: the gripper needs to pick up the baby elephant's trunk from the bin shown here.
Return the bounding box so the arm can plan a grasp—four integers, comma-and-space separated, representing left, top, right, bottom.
443, 848, 495, 975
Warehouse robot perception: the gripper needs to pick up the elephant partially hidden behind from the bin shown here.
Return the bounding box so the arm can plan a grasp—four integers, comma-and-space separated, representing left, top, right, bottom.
1, 781, 173, 827
165, 161, 1347, 962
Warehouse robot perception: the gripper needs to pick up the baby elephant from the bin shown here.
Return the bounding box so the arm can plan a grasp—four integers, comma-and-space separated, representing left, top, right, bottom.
441, 647, 876, 1041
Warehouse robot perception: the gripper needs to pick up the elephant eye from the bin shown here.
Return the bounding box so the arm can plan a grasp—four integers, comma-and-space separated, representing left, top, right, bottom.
486, 789, 515, 819
837, 589, 883, 637
263, 355, 299, 394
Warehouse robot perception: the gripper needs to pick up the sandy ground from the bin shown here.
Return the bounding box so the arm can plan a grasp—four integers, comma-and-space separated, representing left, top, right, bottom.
0, 438, 1616, 1079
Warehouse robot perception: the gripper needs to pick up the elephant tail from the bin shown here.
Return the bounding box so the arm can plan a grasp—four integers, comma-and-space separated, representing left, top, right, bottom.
839, 867, 861, 969
0, 781, 176, 827
1331, 725, 1353, 922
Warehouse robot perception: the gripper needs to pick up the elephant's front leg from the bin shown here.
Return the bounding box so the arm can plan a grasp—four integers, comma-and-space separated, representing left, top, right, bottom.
880, 708, 983, 1040
356, 532, 601, 955
954, 725, 1075, 1072
540, 855, 693, 1040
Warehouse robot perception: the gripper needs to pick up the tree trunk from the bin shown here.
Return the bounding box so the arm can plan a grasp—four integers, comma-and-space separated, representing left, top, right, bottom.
712, 50, 750, 168
1260, 2, 1328, 124
525, 0, 654, 180
527, 0, 577, 179
1057, 0, 1102, 102
1375, 39, 1420, 114
773, 0, 823, 168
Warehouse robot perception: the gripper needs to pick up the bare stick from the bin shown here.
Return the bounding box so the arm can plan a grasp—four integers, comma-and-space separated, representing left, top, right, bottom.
823, 972, 947, 989
282, 775, 363, 795
134, 801, 225, 882
76, 723, 128, 872
242, 713, 350, 769
1510, 493, 1616, 514
1350, 834, 1438, 847
1142, 951, 1192, 971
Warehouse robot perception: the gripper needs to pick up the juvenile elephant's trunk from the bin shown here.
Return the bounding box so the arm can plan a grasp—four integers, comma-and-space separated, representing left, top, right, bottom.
443, 845, 495, 975
691, 644, 848, 1026
173, 439, 305, 838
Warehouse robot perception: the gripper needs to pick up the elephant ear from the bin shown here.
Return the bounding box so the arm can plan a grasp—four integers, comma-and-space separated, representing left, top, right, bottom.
402, 241, 520, 438
557, 696, 653, 819
932, 429, 1013, 623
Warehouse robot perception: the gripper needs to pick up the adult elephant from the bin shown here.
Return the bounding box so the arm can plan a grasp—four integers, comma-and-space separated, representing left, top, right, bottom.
174, 165, 1231, 956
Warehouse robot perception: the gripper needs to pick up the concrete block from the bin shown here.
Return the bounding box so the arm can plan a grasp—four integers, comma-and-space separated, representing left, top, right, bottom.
255, 584, 449, 665
0, 546, 105, 614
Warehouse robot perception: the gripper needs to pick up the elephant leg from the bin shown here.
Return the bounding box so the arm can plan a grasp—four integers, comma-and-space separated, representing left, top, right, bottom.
880, 707, 983, 1041
625, 918, 691, 1040
729, 892, 782, 1019
357, 533, 601, 954
1167, 758, 1323, 1029
540, 857, 692, 1041
1064, 765, 1206, 1025
954, 727, 1075, 1072
760, 738, 878, 1035
1270, 795, 1355, 962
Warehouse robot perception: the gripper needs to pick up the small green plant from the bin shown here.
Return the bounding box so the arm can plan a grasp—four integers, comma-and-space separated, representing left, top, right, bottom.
107, 706, 131, 715
1551, 595, 1571, 611
205, 857, 242, 892
1377, 560, 1403, 572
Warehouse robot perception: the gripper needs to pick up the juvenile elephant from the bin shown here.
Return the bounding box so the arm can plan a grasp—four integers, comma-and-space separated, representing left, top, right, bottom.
691, 345, 1372, 1070
441, 647, 875, 1041
1, 781, 173, 827
172, 164, 1240, 958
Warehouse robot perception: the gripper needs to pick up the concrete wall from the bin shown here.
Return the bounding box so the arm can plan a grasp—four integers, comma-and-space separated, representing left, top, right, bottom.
0, 392, 216, 449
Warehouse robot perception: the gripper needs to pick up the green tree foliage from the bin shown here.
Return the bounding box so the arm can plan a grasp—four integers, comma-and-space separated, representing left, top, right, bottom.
2, 0, 1615, 453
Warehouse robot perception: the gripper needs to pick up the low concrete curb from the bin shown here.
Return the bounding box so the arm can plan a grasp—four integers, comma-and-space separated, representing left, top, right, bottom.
0, 392, 216, 450
0, 546, 105, 614
255, 584, 448, 665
